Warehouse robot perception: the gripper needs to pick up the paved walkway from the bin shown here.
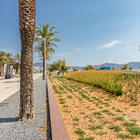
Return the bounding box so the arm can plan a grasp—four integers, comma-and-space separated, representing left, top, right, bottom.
0, 73, 42, 103
0, 75, 47, 140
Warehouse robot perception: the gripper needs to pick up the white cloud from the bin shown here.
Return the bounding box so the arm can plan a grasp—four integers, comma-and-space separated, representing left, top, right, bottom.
127, 46, 132, 49
54, 52, 72, 57
99, 40, 122, 49
76, 48, 83, 51
94, 7, 98, 11
75, 48, 94, 52
85, 49, 93, 51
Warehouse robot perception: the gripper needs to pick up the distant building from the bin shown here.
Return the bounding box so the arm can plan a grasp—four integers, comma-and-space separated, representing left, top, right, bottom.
100, 67, 110, 70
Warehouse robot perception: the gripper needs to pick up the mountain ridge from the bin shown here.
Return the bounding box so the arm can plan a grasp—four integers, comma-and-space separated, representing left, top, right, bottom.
33, 61, 140, 70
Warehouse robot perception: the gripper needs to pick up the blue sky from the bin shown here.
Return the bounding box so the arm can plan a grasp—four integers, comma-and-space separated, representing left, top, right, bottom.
0, 0, 140, 66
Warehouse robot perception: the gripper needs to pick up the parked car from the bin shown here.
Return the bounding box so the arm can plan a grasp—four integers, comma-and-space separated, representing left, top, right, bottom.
5, 73, 13, 79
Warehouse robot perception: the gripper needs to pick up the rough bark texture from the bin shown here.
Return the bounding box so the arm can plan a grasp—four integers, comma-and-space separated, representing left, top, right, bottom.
43, 54, 45, 80
2, 64, 4, 75
18, 0, 36, 121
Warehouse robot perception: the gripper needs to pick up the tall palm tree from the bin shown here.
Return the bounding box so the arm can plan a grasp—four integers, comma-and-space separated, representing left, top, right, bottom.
34, 42, 55, 61
18, 0, 36, 121
0, 51, 6, 76
5, 53, 13, 73
13, 61, 19, 74
14, 53, 21, 73
34, 24, 61, 80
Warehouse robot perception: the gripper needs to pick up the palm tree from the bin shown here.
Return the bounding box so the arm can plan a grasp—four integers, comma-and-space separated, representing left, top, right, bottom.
18, 0, 36, 121
34, 41, 55, 61
34, 24, 61, 80
0, 51, 6, 76
13, 62, 19, 74
5, 53, 13, 73
14, 53, 21, 73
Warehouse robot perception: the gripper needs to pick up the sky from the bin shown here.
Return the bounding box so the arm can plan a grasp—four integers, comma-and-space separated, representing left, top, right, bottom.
0, 0, 140, 66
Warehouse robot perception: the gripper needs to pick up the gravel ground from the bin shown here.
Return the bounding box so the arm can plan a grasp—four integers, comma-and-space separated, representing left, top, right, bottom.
0, 75, 47, 140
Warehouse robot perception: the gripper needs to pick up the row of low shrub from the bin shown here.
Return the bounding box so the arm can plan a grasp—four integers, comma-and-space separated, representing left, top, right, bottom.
63, 70, 124, 95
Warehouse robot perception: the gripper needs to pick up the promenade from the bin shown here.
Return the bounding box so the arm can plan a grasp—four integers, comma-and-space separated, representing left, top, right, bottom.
0, 74, 48, 139
0, 73, 42, 103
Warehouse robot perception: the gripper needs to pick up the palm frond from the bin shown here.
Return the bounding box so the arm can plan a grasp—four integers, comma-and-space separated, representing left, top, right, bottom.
34, 37, 42, 42
50, 38, 61, 42
35, 27, 43, 36
50, 43, 58, 48
49, 27, 55, 31
48, 32, 55, 37
53, 31, 59, 35
34, 24, 61, 60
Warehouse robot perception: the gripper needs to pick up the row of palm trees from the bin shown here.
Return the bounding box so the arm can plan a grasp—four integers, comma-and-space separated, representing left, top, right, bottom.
0, 52, 21, 75
0, 24, 60, 78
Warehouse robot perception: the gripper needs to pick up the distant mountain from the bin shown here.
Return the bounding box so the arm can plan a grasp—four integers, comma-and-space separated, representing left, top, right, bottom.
71, 66, 83, 71
94, 63, 123, 70
94, 62, 140, 70
33, 62, 140, 70
33, 62, 50, 68
33, 62, 43, 67
33, 62, 83, 70
127, 62, 140, 69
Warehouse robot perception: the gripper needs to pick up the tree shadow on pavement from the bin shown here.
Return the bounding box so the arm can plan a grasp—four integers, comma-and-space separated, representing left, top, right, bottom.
0, 103, 8, 107
0, 117, 17, 123
0, 80, 20, 83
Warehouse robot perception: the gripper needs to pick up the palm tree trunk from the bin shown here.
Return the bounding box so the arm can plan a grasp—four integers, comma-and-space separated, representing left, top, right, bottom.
43, 55, 45, 80
6, 64, 8, 74
3, 64, 4, 75
18, 0, 36, 121
18, 60, 20, 73
2, 63, 4, 76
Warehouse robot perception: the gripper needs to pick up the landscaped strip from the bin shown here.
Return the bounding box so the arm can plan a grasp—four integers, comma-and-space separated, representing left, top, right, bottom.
63, 70, 140, 100
47, 76, 70, 140
49, 76, 140, 140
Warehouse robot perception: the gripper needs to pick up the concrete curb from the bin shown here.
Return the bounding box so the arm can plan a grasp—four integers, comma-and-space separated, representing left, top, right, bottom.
47, 76, 70, 140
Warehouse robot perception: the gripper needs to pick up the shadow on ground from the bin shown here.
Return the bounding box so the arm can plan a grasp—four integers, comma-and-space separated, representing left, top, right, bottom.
0, 103, 8, 107
0, 117, 17, 123
1, 80, 20, 83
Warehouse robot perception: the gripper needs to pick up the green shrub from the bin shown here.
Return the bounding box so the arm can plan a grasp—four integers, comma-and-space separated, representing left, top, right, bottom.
108, 125, 121, 132
75, 128, 85, 137
127, 127, 140, 135
117, 133, 134, 139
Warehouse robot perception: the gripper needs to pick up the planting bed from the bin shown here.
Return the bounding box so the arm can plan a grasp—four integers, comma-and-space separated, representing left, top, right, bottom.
49, 76, 140, 140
